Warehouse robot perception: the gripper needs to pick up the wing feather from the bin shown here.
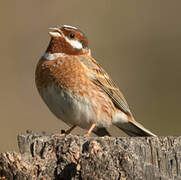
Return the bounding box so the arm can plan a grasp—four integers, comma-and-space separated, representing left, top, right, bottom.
79, 56, 132, 115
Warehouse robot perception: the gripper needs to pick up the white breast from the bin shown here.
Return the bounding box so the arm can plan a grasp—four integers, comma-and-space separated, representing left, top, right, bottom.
40, 85, 96, 130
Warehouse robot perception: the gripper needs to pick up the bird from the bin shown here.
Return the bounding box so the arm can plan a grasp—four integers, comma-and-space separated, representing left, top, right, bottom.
35, 24, 156, 137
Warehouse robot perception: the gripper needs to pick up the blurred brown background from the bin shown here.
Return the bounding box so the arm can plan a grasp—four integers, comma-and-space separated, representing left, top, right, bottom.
0, 0, 181, 152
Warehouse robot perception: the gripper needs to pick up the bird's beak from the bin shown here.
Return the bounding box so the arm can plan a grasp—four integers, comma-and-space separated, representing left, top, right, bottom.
48, 27, 63, 37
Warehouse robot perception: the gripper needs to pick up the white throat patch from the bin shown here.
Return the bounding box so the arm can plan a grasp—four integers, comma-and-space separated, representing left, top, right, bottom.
43, 52, 65, 61
65, 37, 83, 50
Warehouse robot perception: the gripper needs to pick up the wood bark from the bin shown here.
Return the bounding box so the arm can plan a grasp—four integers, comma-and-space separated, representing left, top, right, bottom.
0, 131, 181, 180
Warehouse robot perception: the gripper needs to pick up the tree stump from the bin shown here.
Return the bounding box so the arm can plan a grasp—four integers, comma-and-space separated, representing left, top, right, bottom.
0, 131, 181, 180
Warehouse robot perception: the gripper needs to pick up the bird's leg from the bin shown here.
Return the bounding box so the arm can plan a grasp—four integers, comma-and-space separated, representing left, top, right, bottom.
64, 125, 76, 135
54, 125, 76, 136
84, 123, 96, 137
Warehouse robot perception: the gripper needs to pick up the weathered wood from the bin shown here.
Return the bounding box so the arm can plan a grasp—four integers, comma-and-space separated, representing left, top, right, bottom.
0, 131, 181, 180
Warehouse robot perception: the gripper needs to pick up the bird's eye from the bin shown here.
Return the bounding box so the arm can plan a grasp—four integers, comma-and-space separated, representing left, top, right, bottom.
69, 33, 75, 39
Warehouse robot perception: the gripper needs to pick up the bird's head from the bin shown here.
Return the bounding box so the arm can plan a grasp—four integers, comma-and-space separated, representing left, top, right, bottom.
46, 25, 90, 55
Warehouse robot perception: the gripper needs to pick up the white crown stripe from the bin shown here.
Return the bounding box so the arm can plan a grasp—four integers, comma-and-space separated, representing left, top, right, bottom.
62, 25, 78, 30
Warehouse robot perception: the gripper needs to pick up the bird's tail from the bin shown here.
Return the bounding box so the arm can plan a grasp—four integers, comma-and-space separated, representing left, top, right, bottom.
114, 119, 157, 137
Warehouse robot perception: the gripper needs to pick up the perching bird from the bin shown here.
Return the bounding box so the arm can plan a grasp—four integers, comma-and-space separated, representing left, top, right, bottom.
35, 25, 156, 137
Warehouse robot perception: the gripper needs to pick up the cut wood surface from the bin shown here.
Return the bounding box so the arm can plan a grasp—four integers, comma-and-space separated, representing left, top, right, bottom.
0, 131, 181, 180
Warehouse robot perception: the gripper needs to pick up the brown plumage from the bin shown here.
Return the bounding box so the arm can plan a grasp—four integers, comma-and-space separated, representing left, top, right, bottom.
35, 25, 156, 137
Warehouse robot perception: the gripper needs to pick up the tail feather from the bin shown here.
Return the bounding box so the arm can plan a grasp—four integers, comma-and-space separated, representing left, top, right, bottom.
114, 120, 157, 137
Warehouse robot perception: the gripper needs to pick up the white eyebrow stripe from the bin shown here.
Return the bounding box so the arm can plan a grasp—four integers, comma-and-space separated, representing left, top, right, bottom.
65, 37, 82, 50
43, 52, 65, 60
